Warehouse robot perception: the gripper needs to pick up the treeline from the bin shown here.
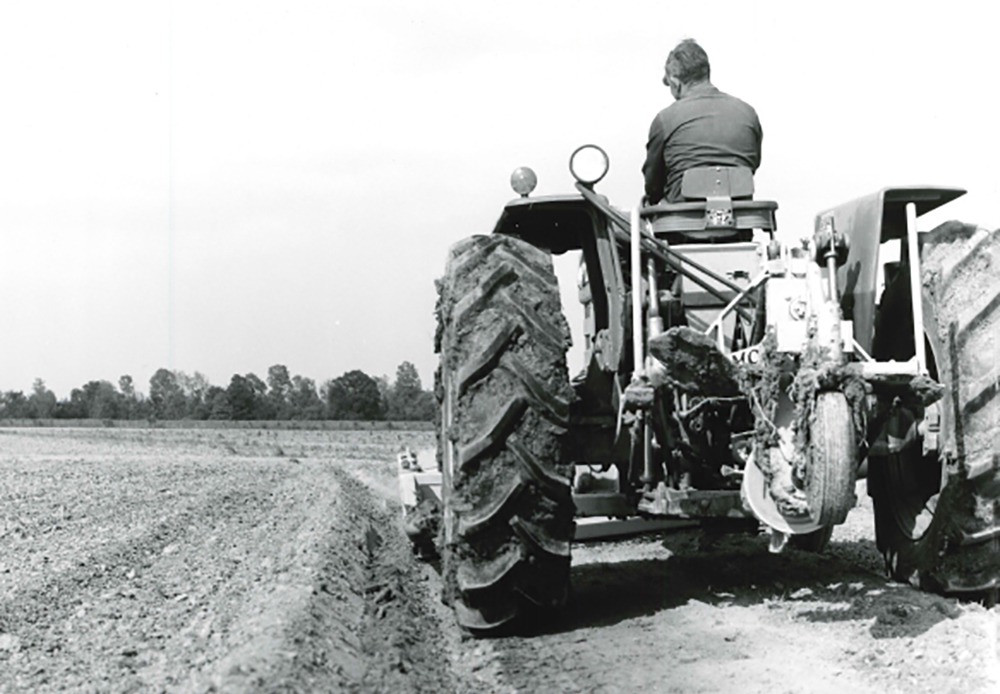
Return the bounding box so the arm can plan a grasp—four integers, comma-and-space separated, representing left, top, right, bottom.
0, 361, 436, 422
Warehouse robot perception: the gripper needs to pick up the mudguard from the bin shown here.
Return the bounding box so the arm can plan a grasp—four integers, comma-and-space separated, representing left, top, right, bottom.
818, 187, 965, 354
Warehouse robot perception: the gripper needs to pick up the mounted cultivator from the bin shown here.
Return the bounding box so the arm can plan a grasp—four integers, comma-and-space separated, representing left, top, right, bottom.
401, 145, 1000, 633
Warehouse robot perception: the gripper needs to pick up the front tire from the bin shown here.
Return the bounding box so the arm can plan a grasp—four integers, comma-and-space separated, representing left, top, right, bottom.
436, 234, 575, 634
805, 391, 857, 526
790, 525, 834, 553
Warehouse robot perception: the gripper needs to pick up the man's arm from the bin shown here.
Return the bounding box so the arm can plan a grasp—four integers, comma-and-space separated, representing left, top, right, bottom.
750, 109, 763, 172
642, 114, 666, 204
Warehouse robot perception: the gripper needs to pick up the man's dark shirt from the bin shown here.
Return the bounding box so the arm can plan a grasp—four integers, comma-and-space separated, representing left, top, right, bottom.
643, 82, 762, 204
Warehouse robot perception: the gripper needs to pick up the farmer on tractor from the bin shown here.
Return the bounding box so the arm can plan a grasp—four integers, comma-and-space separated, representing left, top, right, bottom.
406, 35, 1000, 636
642, 39, 763, 206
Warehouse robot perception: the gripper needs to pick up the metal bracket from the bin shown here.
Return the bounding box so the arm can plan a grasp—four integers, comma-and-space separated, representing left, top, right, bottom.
705, 195, 735, 229
638, 482, 750, 518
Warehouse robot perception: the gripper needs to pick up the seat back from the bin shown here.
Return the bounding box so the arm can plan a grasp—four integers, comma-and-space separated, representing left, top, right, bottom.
642, 166, 776, 240
681, 166, 754, 200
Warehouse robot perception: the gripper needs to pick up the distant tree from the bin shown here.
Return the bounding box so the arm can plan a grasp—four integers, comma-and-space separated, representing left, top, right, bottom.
267, 364, 292, 399
119, 375, 135, 399
386, 361, 435, 421
267, 364, 293, 419
387, 362, 419, 419
375, 374, 391, 411
411, 390, 436, 421
176, 371, 211, 418
226, 374, 258, 420
82, 380, 121, 419
245, 372, 266, 398
0, 391, 29, 418
204, 385, 232, 420
58, 387, 90, 419
289, 374, 323, 419
244, 372, 274, 419
131, 393, 154, 420
149, 368, 186, 419
28, 378, 57, 419
119, 375, 137, 419
326, 369, 385, 420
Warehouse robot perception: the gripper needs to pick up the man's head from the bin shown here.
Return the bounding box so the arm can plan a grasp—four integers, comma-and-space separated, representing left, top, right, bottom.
663, 39, 711, 100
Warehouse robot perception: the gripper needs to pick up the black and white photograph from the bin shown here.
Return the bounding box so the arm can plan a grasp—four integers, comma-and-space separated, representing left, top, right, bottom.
1, 1, 998, 692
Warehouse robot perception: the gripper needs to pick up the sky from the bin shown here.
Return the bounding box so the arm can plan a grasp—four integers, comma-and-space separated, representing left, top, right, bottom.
0, 1, 997, 398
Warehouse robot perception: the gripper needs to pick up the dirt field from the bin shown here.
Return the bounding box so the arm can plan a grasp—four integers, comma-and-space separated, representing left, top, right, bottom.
0, 427, 997, 693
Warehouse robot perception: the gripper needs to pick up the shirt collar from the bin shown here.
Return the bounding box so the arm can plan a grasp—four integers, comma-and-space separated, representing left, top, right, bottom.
681, 82, 719, 99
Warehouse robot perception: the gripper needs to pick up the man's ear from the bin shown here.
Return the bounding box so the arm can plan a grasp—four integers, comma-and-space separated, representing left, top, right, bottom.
668, 77, 681, 100
665, 75, 681, 98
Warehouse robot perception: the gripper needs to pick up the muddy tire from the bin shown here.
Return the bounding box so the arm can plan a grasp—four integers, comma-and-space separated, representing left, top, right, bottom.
805, 392, 857, 526
870, 222, 1000, 598
435, 234, 575, 634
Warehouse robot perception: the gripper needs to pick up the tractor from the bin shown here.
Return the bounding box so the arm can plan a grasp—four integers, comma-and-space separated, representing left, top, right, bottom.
403, 144, 1000, 634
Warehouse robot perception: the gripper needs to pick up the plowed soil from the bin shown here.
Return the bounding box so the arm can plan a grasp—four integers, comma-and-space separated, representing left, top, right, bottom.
1, 427, 997, 693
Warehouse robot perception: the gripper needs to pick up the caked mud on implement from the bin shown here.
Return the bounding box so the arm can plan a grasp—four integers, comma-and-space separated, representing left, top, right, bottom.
399, 146, 1000, 634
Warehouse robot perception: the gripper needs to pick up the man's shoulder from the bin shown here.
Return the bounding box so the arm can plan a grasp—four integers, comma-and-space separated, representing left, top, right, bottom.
649, 103, 678, 133
714, 90, 760, 118
652, 98, 691, 125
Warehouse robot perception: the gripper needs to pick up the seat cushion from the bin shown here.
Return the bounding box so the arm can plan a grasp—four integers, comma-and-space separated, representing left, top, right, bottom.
646, 200, 778, 234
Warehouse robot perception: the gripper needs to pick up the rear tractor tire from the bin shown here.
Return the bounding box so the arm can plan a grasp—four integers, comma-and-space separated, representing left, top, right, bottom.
435, 234, 575, 634
870, 222, 1000, 601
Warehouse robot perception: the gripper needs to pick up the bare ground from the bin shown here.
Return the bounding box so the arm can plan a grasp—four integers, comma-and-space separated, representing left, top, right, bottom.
0, 427, 997, 693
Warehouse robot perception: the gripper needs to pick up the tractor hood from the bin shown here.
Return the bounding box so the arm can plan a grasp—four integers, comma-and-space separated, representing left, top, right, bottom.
491, 194, 607, 255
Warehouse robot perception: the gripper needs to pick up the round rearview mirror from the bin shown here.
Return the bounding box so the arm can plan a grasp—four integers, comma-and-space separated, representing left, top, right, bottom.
569, 144, 609, 186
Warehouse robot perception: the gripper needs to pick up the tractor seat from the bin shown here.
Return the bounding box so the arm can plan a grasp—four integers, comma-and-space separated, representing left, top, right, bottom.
643, 166, 777, 241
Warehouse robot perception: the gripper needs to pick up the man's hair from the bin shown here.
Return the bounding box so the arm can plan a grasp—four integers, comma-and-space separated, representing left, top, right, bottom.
666, 39, 710, 84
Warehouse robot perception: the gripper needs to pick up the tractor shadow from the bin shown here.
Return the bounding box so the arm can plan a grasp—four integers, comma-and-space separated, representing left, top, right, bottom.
515, 528, 964, 640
